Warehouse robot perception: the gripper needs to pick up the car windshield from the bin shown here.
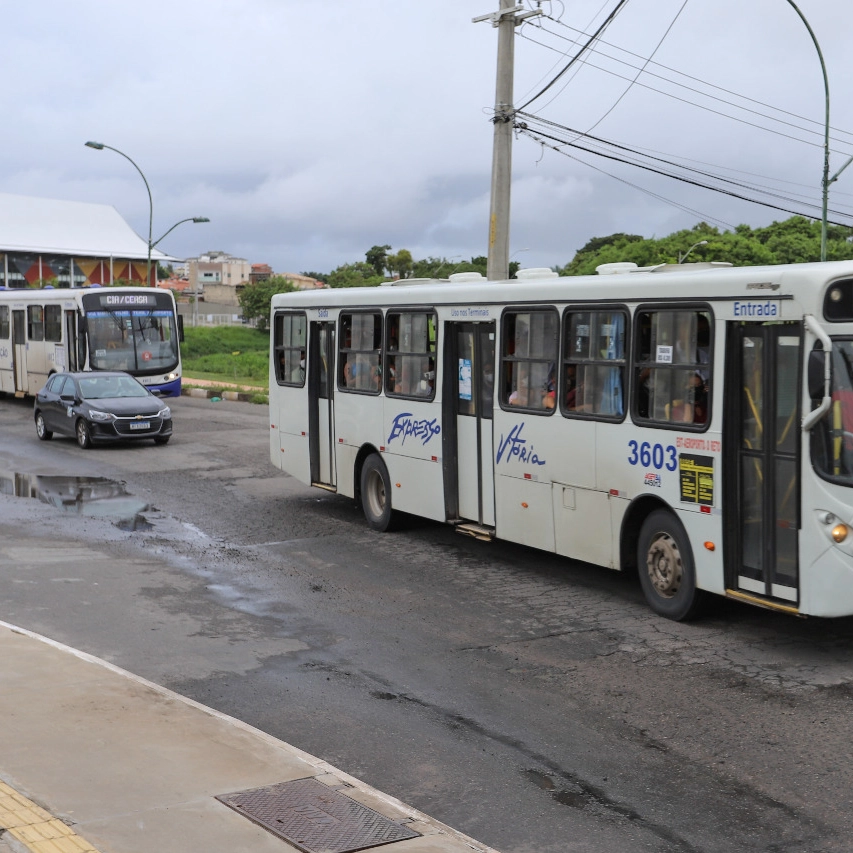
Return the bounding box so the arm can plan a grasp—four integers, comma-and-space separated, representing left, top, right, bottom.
78, 375, 150, 400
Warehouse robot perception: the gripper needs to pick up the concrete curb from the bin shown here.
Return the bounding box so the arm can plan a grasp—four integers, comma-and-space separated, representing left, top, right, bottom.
0, 620, 500, 853
182, 387, 265, 403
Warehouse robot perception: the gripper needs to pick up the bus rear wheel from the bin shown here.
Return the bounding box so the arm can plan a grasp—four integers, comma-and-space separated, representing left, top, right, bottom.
637, 509, 706, 621
360, 454, 398, 532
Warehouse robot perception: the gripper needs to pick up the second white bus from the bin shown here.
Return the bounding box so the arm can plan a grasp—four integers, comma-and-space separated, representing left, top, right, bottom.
0, 285, 183, 397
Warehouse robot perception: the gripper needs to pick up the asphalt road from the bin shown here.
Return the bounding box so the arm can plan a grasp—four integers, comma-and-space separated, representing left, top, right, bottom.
2, 393, 853, 852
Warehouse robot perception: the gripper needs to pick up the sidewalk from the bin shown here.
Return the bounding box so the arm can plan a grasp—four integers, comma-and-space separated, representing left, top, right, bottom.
0, 621, 498, 853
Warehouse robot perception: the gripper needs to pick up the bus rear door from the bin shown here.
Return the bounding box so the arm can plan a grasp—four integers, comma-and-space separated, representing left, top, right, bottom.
444, 322, 496, 530
12, 309, 27, 395
64, 310, 78, 372
725, 322, 801, 608
308, 321, 336, 488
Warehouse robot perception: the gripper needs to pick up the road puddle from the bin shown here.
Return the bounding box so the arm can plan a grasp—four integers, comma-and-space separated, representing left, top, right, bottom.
0, 471, 152, 530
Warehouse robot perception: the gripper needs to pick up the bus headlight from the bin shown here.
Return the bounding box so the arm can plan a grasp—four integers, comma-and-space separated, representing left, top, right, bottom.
165, 373, 178, 381
832, 524, 849, 543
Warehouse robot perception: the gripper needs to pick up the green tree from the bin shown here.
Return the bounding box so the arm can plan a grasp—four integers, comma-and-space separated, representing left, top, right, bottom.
387, 248, 413, 279
238, 276, 297, 330
557, 217, 853, 274
301, 270, 329, 284
327, 262, 385, 288
365, 244, 392, 277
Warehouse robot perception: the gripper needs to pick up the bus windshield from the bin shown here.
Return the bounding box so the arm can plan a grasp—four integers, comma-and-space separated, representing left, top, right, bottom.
812, 339, 853, 484
86, 309, 179, 374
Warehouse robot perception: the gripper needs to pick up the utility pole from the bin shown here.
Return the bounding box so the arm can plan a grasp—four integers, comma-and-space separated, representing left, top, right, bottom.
474, 2, 541, 281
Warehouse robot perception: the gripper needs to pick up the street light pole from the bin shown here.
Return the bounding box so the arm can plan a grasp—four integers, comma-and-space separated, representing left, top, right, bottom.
151, 217, 210, 250
782, 1, 831, 261
678, 240, 708, 264
85, 141, 154, 283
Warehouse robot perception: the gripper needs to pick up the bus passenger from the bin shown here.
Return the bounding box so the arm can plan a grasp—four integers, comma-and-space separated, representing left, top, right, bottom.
542, 364, 556, 409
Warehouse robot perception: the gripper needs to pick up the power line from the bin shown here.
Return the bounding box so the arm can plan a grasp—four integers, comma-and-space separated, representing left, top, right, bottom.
515, 118, 853, 225
519, 14, 853, 153
517, 0, 633, 112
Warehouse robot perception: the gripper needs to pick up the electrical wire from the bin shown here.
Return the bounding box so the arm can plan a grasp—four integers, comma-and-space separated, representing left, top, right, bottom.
582, 0, 689, 135
516, 0, 632, 112
521, 14, 853, 153
515, 119, 853, 224
536, 12, 853, 146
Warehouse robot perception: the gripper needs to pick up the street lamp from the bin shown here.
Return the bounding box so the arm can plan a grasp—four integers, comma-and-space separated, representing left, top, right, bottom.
85, 141, 154, 283
678, 240, 708, 264
781, 1, 831, 261
86, 141, 210, 285
151, 217, 210, 250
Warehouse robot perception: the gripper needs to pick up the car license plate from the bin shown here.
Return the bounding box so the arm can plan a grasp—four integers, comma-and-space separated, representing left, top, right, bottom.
129, 422, 150, 430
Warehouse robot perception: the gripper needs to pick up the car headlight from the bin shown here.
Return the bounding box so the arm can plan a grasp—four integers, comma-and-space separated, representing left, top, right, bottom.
160, 406, 171, 419
89, 409, 115, 422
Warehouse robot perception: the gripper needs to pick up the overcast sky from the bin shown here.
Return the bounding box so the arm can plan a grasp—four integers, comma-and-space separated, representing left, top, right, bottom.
3, 0, 852, 274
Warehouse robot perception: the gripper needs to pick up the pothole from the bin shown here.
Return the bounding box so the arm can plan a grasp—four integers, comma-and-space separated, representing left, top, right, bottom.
0, 471, 151, 530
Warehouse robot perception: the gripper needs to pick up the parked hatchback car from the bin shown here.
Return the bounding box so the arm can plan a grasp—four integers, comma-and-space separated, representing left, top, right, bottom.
34, 371, 173, 448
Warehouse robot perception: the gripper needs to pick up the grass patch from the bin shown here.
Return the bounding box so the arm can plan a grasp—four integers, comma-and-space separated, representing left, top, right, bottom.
182, 326, 269, 388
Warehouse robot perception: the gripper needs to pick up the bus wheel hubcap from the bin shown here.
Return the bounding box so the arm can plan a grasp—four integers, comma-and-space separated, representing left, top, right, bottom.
367, 471, 385, 516
647, 533, 682, 598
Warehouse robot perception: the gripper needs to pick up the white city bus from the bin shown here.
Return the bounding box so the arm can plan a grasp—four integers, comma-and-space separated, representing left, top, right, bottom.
0, 286, 183, 397
268, 261, 853, 620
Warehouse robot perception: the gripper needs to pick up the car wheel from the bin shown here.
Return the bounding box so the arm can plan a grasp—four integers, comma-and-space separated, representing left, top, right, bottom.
360, 454, 399, 532
76, 419, 92, 449
154, 436, 170, 445
637, 509, 706, 621
35, 412, 53, 441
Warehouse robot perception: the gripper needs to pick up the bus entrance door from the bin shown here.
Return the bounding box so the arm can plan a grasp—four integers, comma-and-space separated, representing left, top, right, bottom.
308, 321, 336, 489
445, 322, 496, 530
64, 310, 78, 371
11, 310, 27, 395
726, 322, 801, 608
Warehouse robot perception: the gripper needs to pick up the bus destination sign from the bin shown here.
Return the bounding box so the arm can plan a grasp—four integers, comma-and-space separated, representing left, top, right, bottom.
98, 293, 159, 308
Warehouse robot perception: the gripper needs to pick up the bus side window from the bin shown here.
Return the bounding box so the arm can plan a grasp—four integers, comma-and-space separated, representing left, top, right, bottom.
500, 309, 558, 413
45, 305, 62, 342
339, 312, 382, 394
385, 311, 436, 399
634, 308, 711, 428
28, 305, 44, 341
562, 309, 627, 419
273, 311, 307, 387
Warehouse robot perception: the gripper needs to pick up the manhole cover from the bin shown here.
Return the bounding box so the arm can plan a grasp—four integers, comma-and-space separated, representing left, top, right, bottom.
215, 777, 421, 853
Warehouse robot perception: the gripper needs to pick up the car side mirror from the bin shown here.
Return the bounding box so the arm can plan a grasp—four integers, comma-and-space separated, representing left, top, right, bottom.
59, 393, 78, 405
808, 348, 828, 402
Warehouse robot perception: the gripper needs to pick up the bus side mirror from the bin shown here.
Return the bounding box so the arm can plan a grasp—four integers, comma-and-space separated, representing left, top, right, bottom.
177, 314, 185, 343
808, 349, 828, 401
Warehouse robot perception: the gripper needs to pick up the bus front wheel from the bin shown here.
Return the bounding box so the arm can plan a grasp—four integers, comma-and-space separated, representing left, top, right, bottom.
360, 454, 398, 532
637, 509, 706, 621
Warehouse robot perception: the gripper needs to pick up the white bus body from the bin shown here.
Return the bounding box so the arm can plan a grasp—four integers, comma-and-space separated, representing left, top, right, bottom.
0, 286, 182, 397
269, 262, 853, 620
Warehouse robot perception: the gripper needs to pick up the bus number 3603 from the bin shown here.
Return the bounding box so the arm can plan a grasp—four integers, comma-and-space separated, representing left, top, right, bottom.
628, 440, 677, 471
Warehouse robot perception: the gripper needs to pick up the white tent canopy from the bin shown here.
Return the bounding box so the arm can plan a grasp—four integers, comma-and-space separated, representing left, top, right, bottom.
0, 192, 175, 260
